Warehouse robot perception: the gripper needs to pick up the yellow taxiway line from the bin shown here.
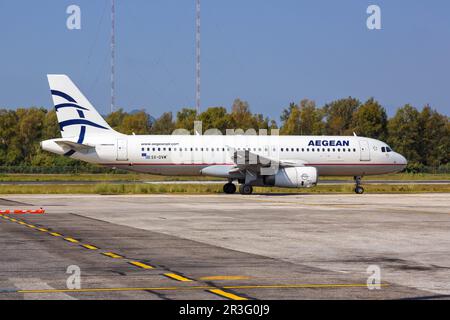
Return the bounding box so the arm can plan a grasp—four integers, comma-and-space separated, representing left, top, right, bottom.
102, 252, 123, 259
82, 244, 98, 250
208, 289, 248, 300
128, 261, 154, 269
164, 273, 193, 282
200, 276, 250, 281
14, 283, 388, 295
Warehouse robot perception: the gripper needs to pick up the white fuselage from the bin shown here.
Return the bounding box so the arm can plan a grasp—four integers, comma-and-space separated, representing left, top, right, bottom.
43, 134, 408, 177
42, 75, 408, 193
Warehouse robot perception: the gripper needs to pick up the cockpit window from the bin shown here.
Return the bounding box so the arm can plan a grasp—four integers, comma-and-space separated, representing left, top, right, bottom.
381, 147, 386, 153
382, 146, 393, 153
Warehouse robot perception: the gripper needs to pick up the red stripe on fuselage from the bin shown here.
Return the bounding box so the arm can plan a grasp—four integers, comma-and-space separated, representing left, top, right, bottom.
99, 163, 403, 166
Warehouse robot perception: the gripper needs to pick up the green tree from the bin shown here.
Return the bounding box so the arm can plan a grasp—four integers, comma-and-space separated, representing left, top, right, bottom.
0, 109, 19, 165
175, 108, 197, 133
387, 104, 421, 164
119, 110, 152, 135
199, 107, 230, 133
280, 100, 324, 135
42, 110, 60, 139
351, 98, 387, 140
229, 98, 255, 130
16, 108, 46, 163
150, 112, 175, 135
105, 108, 127, 131
252, 113, 276, 131
280, 103, 301, 135
418, 105, 449, 166
298, 99, 325, 135
323, 97, 360, 135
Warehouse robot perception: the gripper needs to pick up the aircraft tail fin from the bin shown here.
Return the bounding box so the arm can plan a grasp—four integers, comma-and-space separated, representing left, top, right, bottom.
47, 74, 120, 140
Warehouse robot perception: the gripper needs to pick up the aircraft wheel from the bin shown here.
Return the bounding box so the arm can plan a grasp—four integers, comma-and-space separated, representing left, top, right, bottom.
239, 184, 253, 195
223, 183, 236, 194
355, 186, 364, 194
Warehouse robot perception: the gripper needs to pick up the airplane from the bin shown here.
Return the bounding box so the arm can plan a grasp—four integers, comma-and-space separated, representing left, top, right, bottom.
41, 75, 408, 195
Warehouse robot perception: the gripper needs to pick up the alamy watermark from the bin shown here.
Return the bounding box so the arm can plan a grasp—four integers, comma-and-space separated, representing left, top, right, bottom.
66, 265, 81, 290
367, 5, 382, 30
66, 5, 81, 30
367, 265, 382, 290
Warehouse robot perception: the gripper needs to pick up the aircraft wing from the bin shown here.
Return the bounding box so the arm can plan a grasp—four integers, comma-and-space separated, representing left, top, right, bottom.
230, 149, 307, 175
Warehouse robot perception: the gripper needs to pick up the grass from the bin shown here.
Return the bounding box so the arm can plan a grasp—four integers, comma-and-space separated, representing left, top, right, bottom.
0, 173, 222, 182
324, 173, 450, 181
0, 172, 449, 182
0, 183, 448, 194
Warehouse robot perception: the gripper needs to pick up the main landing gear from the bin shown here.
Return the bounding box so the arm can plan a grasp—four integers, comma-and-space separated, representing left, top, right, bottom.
239, 184, 253, 195
223, 182, 254, 195
223, 182, 237, 194
354, 176, 364, 194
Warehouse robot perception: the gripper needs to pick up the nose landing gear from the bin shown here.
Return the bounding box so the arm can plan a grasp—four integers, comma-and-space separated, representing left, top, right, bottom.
354, 176, 364, 194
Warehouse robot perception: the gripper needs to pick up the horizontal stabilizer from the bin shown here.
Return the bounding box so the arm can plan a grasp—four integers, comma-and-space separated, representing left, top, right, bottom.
54, 139, 95, 152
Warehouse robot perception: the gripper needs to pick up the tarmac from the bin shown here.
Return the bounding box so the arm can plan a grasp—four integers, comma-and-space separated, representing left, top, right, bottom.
0, 193, 449, 300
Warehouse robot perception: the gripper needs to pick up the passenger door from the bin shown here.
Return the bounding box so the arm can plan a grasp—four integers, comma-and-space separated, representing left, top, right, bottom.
117, 139, 128, 161
359, 140, 370, 161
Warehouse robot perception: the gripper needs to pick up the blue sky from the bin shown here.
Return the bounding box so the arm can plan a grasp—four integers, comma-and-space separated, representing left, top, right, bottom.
1, 0, 449, 120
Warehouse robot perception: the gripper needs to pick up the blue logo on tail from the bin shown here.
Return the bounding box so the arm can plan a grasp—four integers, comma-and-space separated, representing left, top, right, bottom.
51, 90, 107, 157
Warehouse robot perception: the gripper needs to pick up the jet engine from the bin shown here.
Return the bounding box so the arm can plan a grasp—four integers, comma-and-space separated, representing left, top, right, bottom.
264, 167, 318, 188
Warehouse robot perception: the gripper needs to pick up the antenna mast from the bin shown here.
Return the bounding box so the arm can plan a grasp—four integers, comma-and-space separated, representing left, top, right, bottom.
110, 0, 116, 114
195, 0, 201, 115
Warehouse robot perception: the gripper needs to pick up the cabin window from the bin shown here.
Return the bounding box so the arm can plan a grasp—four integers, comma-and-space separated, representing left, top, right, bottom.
141, 148, 144, 151
302, 148, 305, 152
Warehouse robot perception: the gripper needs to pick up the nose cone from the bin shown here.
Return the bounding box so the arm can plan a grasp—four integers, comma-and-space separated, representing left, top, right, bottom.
397, 153, 408, 170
